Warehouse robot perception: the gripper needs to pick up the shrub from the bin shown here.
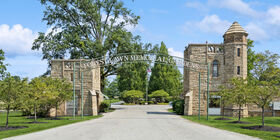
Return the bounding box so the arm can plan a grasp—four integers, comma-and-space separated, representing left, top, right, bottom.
149, 90, 169, 103
121, 90, 144, 104
148, 101, 154, 104
100, 100, 111, 112
168, 96, 181, 102
140, 101, 146, 105
172, 99, 184, 115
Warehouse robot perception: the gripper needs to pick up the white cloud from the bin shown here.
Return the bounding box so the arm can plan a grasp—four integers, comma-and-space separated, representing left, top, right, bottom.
0, 24, 38, 56
168, 48, 183, 58
245, 23, 269, 41
6, 55, 48, 79
209, 0, 260, 17
266, 6, 280, 26
196, 15, 231, 34
182, 15, 231, 35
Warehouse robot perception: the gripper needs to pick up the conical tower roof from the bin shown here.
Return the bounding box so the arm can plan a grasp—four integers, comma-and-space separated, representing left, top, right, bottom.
224, 22, 248, 36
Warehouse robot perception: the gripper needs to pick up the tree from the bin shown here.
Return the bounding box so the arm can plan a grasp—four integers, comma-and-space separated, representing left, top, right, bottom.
214, 85, 231, 119
28, 77, 52, 122
0, 49, 7, 79
0, 75, 28, 127
149, 90, 169, 103
32, 0, 140, 92
226, 77, 249, 122
104, 78, 120, 98
149, 42, 182, 96
118, 62, 149, 92
247, 39, 257, 81
117, 43, 153, 93
47, 77, 72, 118
121, 90, 144, 104
252, 50, 280, 82
248, 81, 280, 126
248, 50, 280, 126
54, 78, 72, 117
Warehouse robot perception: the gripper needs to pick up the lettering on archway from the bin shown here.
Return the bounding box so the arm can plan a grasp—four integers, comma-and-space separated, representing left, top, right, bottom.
67, 53, 205, 70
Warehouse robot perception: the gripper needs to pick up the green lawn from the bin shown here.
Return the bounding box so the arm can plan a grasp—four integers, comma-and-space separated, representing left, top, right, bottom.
0, 111, 102, 139
182, 115, 280, 140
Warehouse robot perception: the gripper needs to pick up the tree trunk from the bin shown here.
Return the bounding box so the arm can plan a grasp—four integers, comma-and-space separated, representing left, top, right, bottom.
238, 105, 241, 122
5, 105, 10, 128
222, 106, 225, 119
101, 67, 105, 93
55, 103, 58, 118
34, 104, 37, 122
262, 106, 265, 127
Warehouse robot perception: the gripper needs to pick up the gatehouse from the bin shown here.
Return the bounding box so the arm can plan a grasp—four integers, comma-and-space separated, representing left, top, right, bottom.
184, 21, 248, 117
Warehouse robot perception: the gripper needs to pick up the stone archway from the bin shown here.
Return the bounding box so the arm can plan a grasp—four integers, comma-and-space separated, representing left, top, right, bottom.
50, 52, 207, 117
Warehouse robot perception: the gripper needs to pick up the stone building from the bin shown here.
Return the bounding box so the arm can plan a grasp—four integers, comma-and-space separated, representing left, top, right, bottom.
184, 22, 248, 117
50, 59, 104, 116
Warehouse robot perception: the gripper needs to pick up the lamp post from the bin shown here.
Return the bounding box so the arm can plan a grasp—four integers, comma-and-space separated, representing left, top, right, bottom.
198, 72, 201, 120
146, 68, 151, 105
81, 72, 84, 118
73, 62, 76, 119
207, 63, 210, 120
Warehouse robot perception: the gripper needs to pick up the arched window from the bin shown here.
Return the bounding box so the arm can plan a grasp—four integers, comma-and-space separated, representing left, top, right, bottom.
213, 60, 219, 77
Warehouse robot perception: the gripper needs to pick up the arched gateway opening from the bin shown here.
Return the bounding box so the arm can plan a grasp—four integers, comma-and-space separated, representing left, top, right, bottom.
50, 52, 208, 118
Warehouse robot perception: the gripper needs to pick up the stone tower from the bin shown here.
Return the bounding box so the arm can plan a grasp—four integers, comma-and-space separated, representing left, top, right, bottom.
223, 21, 248, 82
184, 21, 248, 117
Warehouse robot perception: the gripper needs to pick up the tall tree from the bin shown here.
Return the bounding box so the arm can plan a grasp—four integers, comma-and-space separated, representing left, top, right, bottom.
104, 78, 120, 98
148, 42, 182, 96
32, 0, 140, 91
117, 43, 153, 92
118, 62, 149, 92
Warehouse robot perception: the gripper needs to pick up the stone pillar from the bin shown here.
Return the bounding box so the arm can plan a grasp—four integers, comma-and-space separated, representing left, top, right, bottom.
184, 91, 193, 115
90, 90, 98, 116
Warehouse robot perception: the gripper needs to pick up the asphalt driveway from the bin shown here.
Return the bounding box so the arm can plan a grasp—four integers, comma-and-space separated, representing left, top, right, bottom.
5, 105, 259, 140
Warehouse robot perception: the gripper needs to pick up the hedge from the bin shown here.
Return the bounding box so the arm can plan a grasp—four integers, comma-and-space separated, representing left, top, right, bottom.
172, 99, 184, 115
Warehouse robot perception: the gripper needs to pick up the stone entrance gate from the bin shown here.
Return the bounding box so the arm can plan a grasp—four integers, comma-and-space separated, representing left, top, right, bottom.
50, 60, 103, 116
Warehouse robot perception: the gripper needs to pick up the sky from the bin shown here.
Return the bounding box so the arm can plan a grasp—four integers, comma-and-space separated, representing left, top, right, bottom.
0, 0, 280, 79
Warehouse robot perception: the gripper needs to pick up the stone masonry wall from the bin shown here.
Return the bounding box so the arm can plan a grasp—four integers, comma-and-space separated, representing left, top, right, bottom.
50, 59, 102, 116
184, 31, 249, 117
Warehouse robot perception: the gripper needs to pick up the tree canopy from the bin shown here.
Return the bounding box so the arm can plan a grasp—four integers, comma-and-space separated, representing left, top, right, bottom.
33, 0, 140, 91
253, 51, 280, 81
104, 78, 120, 98
148, 42, 182, 96
0, 49, 7, 79
0, 75, 28, 127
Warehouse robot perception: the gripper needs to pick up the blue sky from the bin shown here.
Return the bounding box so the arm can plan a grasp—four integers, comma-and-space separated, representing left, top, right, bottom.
1, 0, 280, 79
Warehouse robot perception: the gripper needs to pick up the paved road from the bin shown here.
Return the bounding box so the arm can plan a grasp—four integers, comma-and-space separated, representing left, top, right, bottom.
6, 105, 259, 140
